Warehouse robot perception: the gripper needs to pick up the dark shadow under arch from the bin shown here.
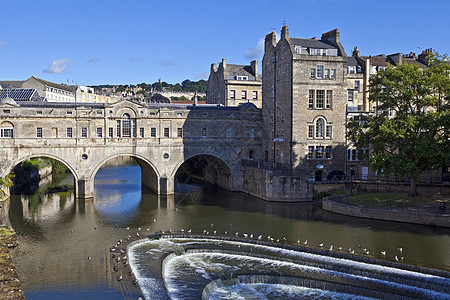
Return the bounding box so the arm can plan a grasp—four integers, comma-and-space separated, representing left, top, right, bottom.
175, 154, 232, 190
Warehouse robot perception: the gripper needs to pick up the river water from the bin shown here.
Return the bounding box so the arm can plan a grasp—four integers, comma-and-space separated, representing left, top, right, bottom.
4, 160, 450, 299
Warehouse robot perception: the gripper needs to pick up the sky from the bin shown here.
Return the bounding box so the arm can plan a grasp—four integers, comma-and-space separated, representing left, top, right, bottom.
1, 0, 449, 86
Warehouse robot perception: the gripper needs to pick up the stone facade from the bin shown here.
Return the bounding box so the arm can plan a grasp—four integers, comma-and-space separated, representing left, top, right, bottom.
207, 59, 262, 108
263, 26, 348, 182
0, 99, 262, 199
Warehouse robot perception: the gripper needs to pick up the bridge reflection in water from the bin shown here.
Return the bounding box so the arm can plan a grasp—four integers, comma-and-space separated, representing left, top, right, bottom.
128, 235, 450, 299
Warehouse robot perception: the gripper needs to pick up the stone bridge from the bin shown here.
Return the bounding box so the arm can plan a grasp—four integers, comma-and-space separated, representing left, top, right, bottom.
0, 98, 262, 198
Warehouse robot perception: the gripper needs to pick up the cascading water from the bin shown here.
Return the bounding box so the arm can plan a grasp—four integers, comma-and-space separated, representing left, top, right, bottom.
127, 235, 450, 300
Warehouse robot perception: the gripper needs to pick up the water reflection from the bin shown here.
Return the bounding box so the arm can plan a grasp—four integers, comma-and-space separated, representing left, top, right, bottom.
5, 159, 450, 299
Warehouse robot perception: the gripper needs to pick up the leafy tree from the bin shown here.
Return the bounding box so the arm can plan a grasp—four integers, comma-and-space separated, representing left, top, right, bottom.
0, 174, 14, 198
136, 90, 147, 96
348, 55, 450, 196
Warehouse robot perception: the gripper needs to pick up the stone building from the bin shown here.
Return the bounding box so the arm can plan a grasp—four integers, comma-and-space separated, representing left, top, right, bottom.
262, 26, 348, 181
207, 59, 262, 108
21, 76, 77, 102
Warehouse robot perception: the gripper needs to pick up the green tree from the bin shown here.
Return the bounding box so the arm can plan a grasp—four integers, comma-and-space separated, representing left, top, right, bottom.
0, 174, 14, 198
348, 55, 450, 196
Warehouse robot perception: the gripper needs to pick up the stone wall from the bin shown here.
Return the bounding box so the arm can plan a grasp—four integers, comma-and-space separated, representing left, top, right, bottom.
322, 197, 450, 227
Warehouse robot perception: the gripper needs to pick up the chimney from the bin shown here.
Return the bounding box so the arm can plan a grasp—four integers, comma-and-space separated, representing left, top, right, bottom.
193, 91, 198, 106
320, 29, 346, 56
250, 60, 258, 79
265, 31, 277, 52
211, 63, 217, 73
221, 58, 226, 70
281, 25, 289, 39
352, 46, 360, 57
418, 48, 433, 65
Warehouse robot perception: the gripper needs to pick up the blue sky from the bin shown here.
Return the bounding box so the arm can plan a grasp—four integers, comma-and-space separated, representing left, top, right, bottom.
1, 0, 449, 86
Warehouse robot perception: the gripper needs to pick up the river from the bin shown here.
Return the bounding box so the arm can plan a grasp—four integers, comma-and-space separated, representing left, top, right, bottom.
4, 159, 450, 299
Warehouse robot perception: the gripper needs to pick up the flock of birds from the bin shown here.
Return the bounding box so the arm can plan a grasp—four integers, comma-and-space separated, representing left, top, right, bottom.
84, 220, 406, 282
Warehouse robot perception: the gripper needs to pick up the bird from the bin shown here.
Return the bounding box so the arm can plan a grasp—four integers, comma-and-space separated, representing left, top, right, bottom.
338, 247, 342, 251
213, 230, 217, 235
395, 256, 399, 261
180, 229, 185, 233
224, 231, 228, 235
168, 229, 172, 233
117, 275, 123, 281
138, 227, 141, 231
235, 232, 239, 237
243, 233, 248, 238
303, 240, 308, 245
258, 235, 263, 240
136, 232, 140, 237
296, 239, 300, 244
210, 223, 214, 227
397, 247, 403, 254
381, 251, 386, 256
203, 229, 207, 234
160, 230, 164, 234
88, 257, 91, 260
146, 228, 150, 231
329, 245, 333, 251
187, 229, 192, 233
153, 219, 156, 222
319, 243, 324, 247
250, 234, 253, 238
126, 227, 129, 230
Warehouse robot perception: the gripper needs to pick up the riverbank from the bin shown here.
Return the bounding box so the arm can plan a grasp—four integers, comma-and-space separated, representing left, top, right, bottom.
322, 193, 450, 227
0, 226, 25, 300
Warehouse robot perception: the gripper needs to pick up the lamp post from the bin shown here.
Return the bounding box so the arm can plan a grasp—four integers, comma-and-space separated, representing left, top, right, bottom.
350, 167, 355, 196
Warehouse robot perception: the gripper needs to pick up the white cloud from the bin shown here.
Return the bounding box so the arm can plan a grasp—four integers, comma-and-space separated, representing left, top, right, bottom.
244, 38, 264, 60
158, 59, 175, 66
0, 41, 7, 46
87, 57, 99, 63
43, 58, 71, 74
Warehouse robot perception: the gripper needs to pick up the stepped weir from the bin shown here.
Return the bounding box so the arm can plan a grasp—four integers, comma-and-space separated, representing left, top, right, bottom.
124, 234, 450, 299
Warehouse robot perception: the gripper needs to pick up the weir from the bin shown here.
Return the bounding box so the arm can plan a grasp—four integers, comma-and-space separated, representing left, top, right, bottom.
126, 234, 450, 299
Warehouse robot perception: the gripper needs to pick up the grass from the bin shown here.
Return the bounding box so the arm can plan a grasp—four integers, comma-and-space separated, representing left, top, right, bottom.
344, 193, 448, 208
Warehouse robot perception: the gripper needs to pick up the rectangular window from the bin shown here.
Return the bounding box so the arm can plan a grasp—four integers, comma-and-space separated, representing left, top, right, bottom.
326, 90, 332, 109
325, 146, 332, 159
164, 127, 170, 138
201, 128, 207, 138
355, 80, 360, 91
81, 127, 87, 138
316, 90, 324, 108
108, 127, 113, 138
132, 120, 137, 138
66, 127, 72, 138
226, 128, 231, 138
0, 128, 13, 138
116, 120, 121, 137
308, 90, 314, 108
270, 114, 274, 124
151, 127, 156, 138
310, 68, 316, 78
324, 69, 330, 79
96, 127, 102, 138
139, 127, 144, 138
347, 66, 356, 74
348, 90, 354, 102
330, 69, 336, 79
326, 125, 332, 138
230, 90, 235, 99
316, 146, 324, 159
36, 127, 43, 138
308, 125, 314, 138
177, 128, 183, 138
241, 90, 247, 99
249, 149, 254, 160
317, 66, 323, 78
252, 91, 258, 100
249, 128, 254, 138
307, 146, 314, 159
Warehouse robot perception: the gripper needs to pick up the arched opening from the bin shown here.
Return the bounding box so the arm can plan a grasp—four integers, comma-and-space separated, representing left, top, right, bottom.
92, 155, 160, 225
326, 170, 346, 181
174, 154, 232, 192
5, 156, 77, 225
92, 155, 159, 195
0, 121, 14, 138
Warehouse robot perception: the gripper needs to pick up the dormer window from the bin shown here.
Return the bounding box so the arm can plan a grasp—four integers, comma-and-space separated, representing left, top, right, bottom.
236, 76, 248, 80
347, 66, 356, 74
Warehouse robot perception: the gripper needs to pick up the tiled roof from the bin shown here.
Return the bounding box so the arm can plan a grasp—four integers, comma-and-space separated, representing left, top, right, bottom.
290, 38, 336, 49
30, 76, 78, 92
225, 64, 257, 78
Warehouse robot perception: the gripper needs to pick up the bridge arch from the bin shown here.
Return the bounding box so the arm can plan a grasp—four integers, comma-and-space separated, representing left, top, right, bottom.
90, 153, 161, 194
172, 153, 234, 191
1, 153, 79, 182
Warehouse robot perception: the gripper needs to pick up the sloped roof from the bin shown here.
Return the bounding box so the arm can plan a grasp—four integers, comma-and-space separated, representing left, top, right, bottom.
225, 64, 257, 78
0, 81, 24, 88
290, 38, 336, 49
29, 76, 78, 92
0, 89, 42, 101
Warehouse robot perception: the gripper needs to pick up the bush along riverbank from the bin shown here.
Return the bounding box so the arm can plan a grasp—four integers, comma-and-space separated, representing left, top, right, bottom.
0, 226, 25, 299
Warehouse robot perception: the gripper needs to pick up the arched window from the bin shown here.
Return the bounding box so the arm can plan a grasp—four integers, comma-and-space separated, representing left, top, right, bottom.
315, 118, 324, 138
122, 114, 131, 137
0, 121, 14, 138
